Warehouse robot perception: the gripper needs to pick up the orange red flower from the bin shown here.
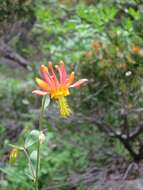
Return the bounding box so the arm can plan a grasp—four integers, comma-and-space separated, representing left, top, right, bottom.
132, 46, 141, 54
91, 40, 102, 50
132, 46, 143, 56
32, 61, 88, 117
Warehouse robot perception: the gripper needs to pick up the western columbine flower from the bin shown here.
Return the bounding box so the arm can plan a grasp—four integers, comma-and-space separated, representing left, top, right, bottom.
32, 61, 88, 117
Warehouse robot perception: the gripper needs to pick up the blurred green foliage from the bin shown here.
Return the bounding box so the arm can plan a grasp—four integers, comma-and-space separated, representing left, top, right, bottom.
1, 0, 143, 189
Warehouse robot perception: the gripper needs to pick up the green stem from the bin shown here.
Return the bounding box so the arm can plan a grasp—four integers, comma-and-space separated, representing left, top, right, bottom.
34, 95, 47, 190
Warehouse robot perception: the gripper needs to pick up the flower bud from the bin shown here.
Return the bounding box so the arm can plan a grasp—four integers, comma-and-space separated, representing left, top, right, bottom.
39, 131, 45, 144
9, 148, 18, 164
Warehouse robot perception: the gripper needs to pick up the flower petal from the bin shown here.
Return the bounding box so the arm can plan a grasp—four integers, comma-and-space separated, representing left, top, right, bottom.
68, 72, 75, 85
32, 90, 48, 96
70, 79, 88, 88
40, 64, 48, 74
60, 60, 67, 83
55, 64, 63, 84
49, 62, 59, 88
40, 65, 53, 86
35, 77, 49, 91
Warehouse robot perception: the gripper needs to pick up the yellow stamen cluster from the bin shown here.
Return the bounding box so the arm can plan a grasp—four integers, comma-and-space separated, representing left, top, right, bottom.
51, 89, 70, 99
58, 96, 71, 118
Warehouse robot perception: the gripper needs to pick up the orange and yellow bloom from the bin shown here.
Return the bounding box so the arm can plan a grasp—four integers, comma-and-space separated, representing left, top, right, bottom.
9, 148, 18, 163
132, 46, 143, 56
32, 61, 88, 117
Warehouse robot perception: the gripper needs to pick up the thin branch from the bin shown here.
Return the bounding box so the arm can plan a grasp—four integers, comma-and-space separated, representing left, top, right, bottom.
129, 123, 143, 140
0, 41, 29, 68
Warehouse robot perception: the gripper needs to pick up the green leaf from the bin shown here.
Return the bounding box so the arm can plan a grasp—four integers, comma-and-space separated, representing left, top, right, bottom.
8, 144, 24, 151
25, 130, 40, 148
44, 95, 50, 110
30, 150, 37, 161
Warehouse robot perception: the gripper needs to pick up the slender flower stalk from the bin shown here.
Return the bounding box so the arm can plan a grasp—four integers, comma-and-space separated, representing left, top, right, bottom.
35, 95, 46, 190
32, 61, 88, 117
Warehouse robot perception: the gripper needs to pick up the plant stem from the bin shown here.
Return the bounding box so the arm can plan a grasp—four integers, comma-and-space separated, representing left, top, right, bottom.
35, 95, 47, 190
